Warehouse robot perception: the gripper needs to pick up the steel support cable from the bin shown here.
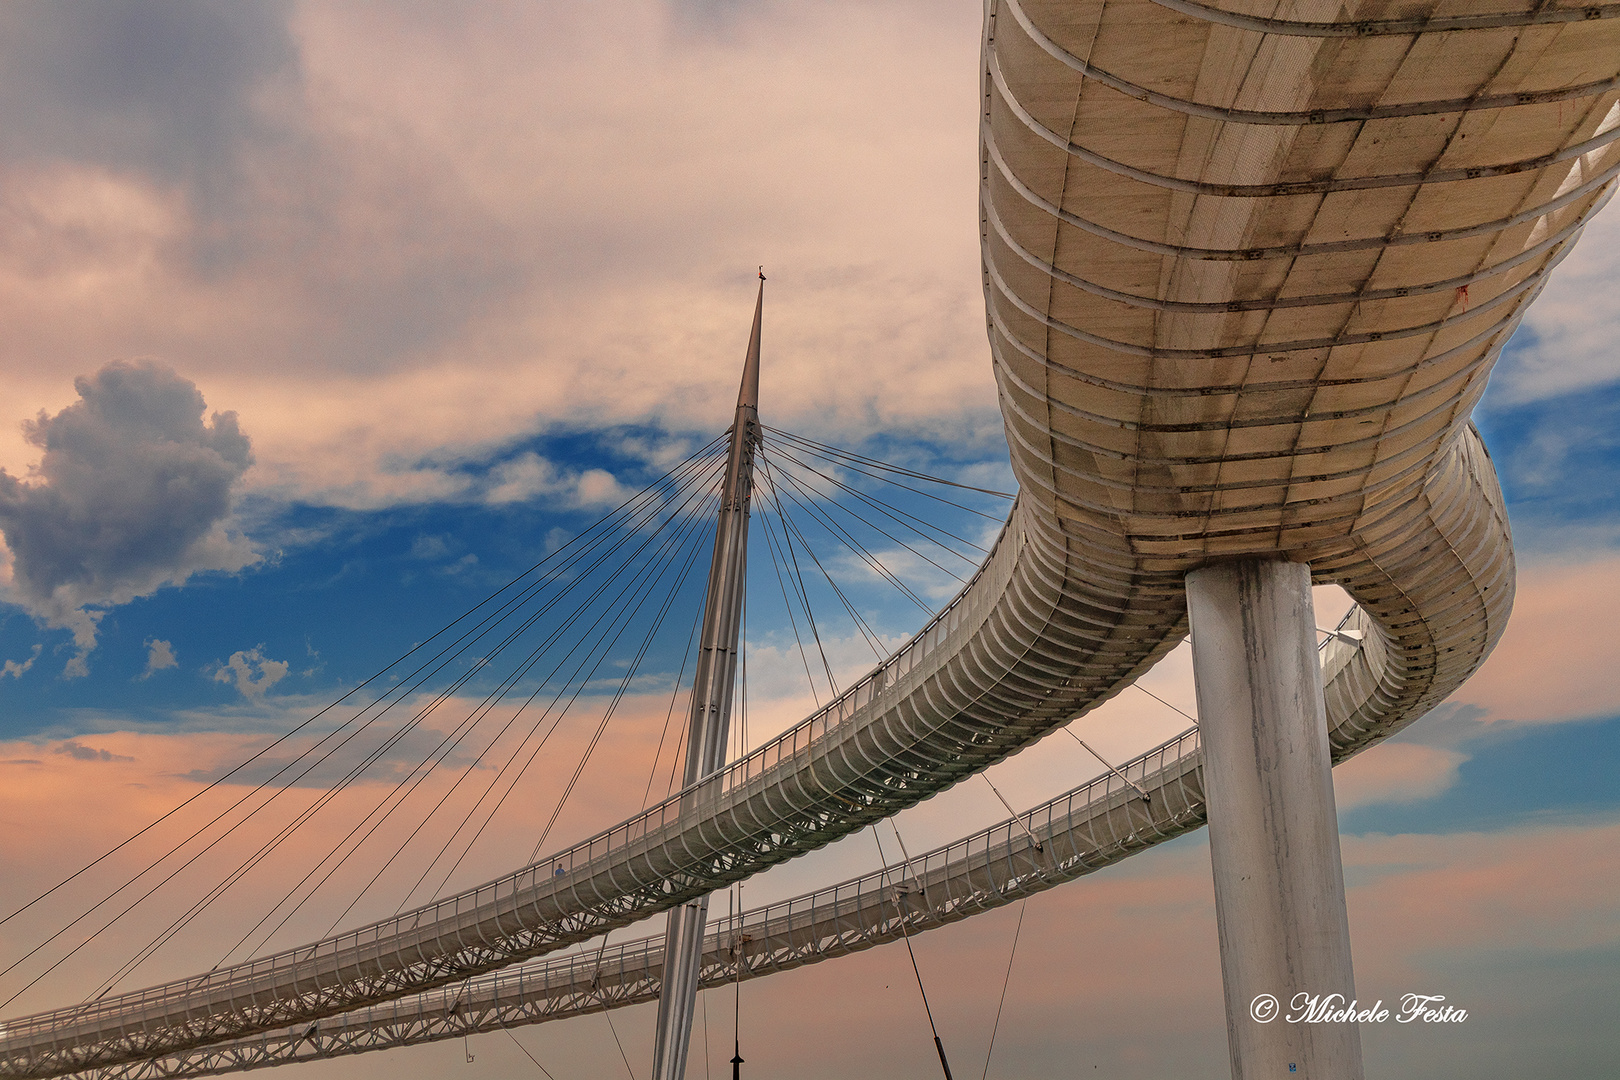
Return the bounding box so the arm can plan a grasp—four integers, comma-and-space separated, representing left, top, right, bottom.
728, 888, 742, 1080
741, 580, 752, 762
504, 1030, 558, 1080
762, 441, 991, 558
765, 452, 971, 586
521, 492, 723, 869
872, 826, 954, 1080
80, 455, 732, 998
1000, 0, 1620, 125
760, 487, 915, 815
155, 457, 717, 988
90, 678, 514, 1003
114, 452, 729, 971
761, 442, 1040, 715
761, 443, 990, 561
979, 899, 1025, 1080
761, 427, 1014, 509
754, 461, 847, 690
662, 676, 693, 803
5, 443, 730, 1013
0, 441, 715, 940
60, 725, 1208, 1080
767, 465, 942, 610
0, 439, 729, 996
642, 605, 705, 812
1146, 0, 1620, 36
754, 463, 888, 658
370, 479, 725, 911
989, 52, 1620, 197
755, 488, 832, 704
398, 481, 725, 911
249, 479, 725, 957
755, 454, 887, 658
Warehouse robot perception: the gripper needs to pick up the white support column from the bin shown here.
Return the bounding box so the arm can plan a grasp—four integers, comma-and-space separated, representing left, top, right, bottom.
1186, 559, 1363, 1080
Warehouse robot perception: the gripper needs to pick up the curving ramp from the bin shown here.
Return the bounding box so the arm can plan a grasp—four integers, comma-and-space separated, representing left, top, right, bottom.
4, 1, 1617, 1075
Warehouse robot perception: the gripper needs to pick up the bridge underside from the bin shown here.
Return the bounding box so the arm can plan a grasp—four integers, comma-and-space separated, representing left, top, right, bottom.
4, 1, 1617, 1076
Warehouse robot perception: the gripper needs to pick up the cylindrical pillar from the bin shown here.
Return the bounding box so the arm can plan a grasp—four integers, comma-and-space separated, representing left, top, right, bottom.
1186, 559, 1363, 1080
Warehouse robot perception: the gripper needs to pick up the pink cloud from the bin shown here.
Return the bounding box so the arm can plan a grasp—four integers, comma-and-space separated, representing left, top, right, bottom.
0, 0, 997, 509
1450, 555, 1620, 724
1332, 743, 1467, 810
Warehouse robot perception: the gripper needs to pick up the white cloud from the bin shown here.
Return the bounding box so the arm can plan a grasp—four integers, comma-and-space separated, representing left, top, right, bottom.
141, 638, 178, 679
1, 644, 40, 679
481, 453, 629, 508
481, 452, 562, 505
1492, 193, 1620, 403
573, 467, 629, 508
211, 646, 290, 700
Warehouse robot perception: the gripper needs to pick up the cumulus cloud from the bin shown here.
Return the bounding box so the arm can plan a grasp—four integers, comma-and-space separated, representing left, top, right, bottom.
141, 638, 178, 679
0, 361, 256, 674
211, 646, 289, 700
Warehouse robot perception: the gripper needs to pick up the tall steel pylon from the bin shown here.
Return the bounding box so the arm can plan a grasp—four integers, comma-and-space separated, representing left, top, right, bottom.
649, 276, 764, 1080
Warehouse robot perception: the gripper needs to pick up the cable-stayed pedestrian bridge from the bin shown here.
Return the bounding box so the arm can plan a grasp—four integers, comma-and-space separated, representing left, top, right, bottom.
3, 0, 1615, 1076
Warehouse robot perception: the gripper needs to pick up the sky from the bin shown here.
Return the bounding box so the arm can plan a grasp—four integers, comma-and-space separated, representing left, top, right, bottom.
0, 2, 1617, 1078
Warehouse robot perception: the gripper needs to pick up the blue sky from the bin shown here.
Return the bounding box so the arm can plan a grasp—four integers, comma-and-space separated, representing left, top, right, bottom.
0, 3, 1616, 1078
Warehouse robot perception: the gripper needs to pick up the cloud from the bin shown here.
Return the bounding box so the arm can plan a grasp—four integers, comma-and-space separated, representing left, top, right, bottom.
1450, 555, 1620, 725
0, 361, 256, 674
0, 1, 301, 197
1492, 192, 1620, 403
2, 644, 41, 679
1332, 743, 1468, 810
407, 534, 453, 560
481, 452, 630, 508
52, 739, 132, 763
141, 638, 178, 679
0, 0, 996, 510
211, 646, 289, 700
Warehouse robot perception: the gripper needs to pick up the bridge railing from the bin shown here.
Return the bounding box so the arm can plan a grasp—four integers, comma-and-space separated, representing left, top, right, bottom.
63, 724, 1208, 1078
0, 513, 1022, 1057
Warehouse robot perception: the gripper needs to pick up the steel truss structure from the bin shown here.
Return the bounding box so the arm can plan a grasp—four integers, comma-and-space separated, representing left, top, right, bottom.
73, 725, 1213, 1080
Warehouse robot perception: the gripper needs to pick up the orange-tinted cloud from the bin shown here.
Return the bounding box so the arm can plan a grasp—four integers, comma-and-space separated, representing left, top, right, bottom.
1450, 555, 1620, 724
0, 0, 996, 509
